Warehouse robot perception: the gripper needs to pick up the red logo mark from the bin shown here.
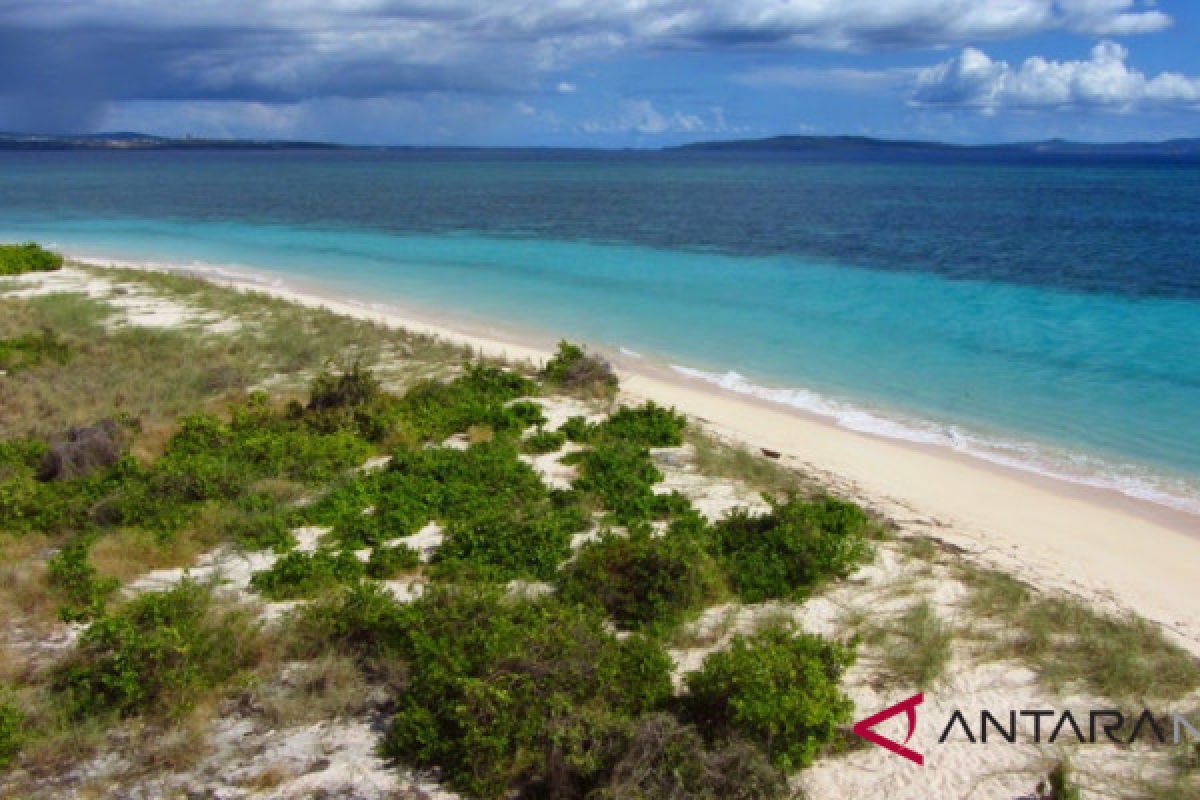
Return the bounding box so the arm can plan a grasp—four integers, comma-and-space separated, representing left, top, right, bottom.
852, 692, 925, 765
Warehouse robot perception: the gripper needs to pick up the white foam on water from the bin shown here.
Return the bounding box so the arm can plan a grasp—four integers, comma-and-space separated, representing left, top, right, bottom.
670, 364, 1200, 517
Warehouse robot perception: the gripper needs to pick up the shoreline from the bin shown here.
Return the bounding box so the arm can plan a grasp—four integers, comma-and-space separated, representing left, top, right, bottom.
79, 256, 1200, 654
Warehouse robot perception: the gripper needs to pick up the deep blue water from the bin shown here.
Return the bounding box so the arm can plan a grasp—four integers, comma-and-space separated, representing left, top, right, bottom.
1, 150, 1198, 511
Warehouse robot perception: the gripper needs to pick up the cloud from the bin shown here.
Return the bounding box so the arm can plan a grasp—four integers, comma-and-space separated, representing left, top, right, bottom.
735, 66, 915, 91
911, 40, 1200, 112
0, 0, 1180, 133
556, 81, 578, 94
580, 99, 711, 135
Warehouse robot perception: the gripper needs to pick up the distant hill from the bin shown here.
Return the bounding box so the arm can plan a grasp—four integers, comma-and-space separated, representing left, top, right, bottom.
671, 134, 1200, 159
0, 132, 342, 150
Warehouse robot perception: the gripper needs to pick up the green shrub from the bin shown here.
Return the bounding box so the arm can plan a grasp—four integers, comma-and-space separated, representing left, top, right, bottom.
710, 495, 873, 603
595, 713, 786, 800
285, 581, 408, 662
0, 242, 63, 276
54, 581, 262, 719
250, 549, 365, 600
557, 518, 727, 634
398, 365, 536, 442
299, 362, 401, 442
566, 440, 688, 525
0, 699, 24, 771
560, 415, 592, 442
365, 543, 420, 579
591, 402, 687, 447
0, 328, 70, 372
542, 340, 618, 396
522, 427, 567, 454
308, 440, 587, 580
381, 585, 673, 799
223, 503, 296, 552
507, 400, 547, 429
683, 624, 856, 772
46, 536, 120, 621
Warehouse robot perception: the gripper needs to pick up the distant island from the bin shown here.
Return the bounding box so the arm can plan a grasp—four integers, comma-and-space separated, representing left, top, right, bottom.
670, 134, 1200, 159
3, 131, 1200, 159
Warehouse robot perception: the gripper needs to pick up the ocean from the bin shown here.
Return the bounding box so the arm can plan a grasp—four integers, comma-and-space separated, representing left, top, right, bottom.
1, 149, 1198, 513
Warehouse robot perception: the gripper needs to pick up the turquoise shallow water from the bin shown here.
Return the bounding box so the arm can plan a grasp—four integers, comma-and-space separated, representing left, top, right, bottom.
6, 215, 1198, 514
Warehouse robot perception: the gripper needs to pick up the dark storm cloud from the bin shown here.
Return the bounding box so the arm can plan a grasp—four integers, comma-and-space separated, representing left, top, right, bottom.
0, 1, 1175, 132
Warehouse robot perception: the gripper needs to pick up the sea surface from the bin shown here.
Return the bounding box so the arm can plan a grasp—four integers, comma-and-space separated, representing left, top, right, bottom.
1, 149, 1198, 512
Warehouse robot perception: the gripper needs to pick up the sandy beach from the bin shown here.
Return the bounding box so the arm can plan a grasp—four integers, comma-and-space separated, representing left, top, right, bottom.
91, 258, 1199, 658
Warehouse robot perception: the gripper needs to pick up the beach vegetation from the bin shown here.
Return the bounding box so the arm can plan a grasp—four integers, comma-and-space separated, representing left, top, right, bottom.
683, 622, 856, 772
542, 339, 618, 397
250, 549, 366, 600
53, 581, 265, 720
960, 564, 1200, 701
686, 428, 807, 496
709, 495, 875, 603
283, 581, 409, 663
380, 584, 673, 799
364, 542, 420, 579
0, 243, 63, 276
0, 698, 25, 770
521, 426, 566, 454
0, 328, 70, 373
851, 600, 955, 689
557, 516, 727, 634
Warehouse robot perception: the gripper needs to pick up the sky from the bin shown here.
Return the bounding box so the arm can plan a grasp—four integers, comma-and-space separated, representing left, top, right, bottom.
1, 1, 1198, 146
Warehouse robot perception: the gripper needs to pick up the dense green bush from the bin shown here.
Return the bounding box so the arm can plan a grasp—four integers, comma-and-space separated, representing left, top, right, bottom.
557, 518, 727, 634
522, 427, 567, 454
565, 440, 689, 525
0, 699, 24, 771
683, 624, 855, 772
0, 328, 70, 372
0, 242, 63, 276
542, 340, 618, 396
397, 364, 536, 442
250, 549, 365, 600
560, 415, 592, 443
710, 495, 874, 602
591, 402, 687, 448
307, 440, 586, 580
365, 543, 420, 578
285, 581, 408, 662
297, 361, 401, 442
381, 585, 673, 799
54, 581, 262, 719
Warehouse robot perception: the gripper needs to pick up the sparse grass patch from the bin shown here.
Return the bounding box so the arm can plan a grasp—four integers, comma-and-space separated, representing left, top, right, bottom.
853, 600, 955, 690
0, 328, 70, 373
0, 697, 26, 770
960, 564, 1200, 701
685, 429, 808, 496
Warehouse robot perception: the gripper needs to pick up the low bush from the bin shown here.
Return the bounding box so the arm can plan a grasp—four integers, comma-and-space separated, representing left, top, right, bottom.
710, 495, 874, 603
0, 698, 24, 770
308, 440, 587, 580
54, 581, 263, 719
0, 242, 63, 276
560, 415, 592, 443
250, 549, 365, 600
46, 536, 120, 621
565, 440, 689, 525
522, 427, 566, 454
381, 585, 673, 799
596, 713, 786, 800
365, 543, 420, 579
284, 581, 408, 662
683, 623, 856, 772
557, 518, 727, 634
591, 402, 687, 448
542, 340, 618, 396
298, 361, 400, 442
397, 364, 536, 442
507, 400, 546, 429
0, 328, 70, 372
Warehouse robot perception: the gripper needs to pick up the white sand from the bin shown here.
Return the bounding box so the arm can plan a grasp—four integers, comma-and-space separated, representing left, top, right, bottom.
116, 261, 1199, 658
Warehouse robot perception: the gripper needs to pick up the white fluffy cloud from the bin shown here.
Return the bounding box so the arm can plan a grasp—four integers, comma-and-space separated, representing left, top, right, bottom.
912, 40, 1200, 112
580, 99, 710, 136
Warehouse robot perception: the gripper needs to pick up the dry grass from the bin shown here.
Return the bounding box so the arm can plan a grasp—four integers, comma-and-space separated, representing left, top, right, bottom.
847, 599, 955, 690
957, 563, 1200, 702
0, 534, 60, 634
685, 429, 812, 497
254, 654, 377, 729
